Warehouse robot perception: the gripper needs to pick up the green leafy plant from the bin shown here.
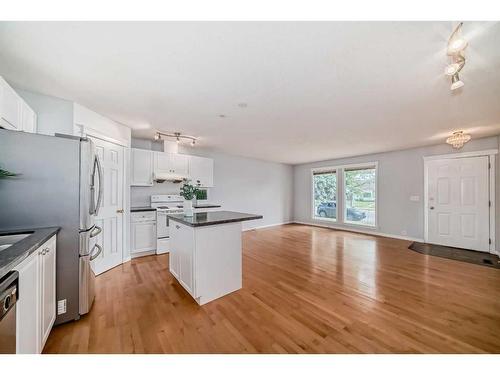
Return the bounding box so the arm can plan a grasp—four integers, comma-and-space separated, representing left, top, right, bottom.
0, 165, 17, 179
180, 180, 199, 201
195, 188, 207, 201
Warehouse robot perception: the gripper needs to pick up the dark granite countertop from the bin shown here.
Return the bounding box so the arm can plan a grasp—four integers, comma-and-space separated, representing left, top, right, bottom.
167, 211, 262, 227
0, 227, 60, 279
131, 206, 156, 212
193, 204, 222, 209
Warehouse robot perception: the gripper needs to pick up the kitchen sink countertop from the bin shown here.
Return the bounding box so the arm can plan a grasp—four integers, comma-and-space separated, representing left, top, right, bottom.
167, 211, 262, 227
0, 227, 60, 279
131, 206, 156, 212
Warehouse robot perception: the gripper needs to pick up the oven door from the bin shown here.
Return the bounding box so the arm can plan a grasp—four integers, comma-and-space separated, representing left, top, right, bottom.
156, 211, 169, 238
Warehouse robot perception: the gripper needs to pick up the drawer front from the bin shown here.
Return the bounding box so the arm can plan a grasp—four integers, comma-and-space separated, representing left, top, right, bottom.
131, 211, 156, 222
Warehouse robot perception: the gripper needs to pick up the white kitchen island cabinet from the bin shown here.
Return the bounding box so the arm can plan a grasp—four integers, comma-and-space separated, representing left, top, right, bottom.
168, 211, 262, 305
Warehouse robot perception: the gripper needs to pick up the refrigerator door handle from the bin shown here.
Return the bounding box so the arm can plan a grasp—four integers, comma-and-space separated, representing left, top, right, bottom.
90, 225, 102, 238
91, 154, 104, 216
89, 243, 102, 261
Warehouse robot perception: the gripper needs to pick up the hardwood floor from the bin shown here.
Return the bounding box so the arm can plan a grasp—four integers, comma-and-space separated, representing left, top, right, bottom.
43, 224, 500, 353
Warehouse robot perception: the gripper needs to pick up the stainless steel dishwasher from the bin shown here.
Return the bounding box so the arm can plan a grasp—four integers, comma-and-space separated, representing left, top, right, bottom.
0, 270, 18, 354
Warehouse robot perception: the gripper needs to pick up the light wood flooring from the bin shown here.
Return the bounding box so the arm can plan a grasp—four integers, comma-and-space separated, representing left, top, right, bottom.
43, 224, 500, 353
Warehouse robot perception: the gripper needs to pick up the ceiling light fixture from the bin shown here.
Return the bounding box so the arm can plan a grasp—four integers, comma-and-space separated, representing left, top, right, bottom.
445, 22, 467, 90
153, 131, 198, 146
446, 131, 471, 149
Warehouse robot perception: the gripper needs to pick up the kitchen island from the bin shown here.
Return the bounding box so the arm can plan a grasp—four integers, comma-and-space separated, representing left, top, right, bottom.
167, 211, 262, 305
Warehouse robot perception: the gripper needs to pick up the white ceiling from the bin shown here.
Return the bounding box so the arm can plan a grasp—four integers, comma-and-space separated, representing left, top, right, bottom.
1, 21, 499, 164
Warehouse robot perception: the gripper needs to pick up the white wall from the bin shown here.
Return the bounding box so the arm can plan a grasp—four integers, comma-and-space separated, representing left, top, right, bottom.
130, 139, 294, 230
14, 87, 74, 136
293, 136, 500, 250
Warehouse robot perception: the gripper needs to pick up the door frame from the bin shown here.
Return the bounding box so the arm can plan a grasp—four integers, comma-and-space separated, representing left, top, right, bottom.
423, 149, 498, 254
74, 124, 129, 266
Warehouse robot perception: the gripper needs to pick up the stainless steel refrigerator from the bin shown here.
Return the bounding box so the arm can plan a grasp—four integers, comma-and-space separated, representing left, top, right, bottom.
0, 129, 103, 324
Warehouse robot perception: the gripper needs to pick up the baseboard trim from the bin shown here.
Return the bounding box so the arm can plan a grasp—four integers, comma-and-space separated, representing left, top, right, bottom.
242, 221, 293, 232
293, 221, 423, 242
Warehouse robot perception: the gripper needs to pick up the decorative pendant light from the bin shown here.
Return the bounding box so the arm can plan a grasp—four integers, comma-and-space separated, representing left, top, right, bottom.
446, 131, 471, 149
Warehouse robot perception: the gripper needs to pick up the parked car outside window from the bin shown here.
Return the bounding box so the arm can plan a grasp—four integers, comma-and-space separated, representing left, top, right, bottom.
316, 201, 366, 221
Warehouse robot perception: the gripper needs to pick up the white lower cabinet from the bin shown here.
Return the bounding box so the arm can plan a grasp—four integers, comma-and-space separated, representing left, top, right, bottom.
169, 222, 196, 298
14, 250, 40, 354
40, 235, 56, 348
14, 234, 57, 354
130, 212, 157, 255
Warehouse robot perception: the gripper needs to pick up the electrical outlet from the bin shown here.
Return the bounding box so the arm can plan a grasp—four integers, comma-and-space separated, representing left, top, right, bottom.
401, 230, 408, 236
57, 299, 67, 315
409, 195, 420, 202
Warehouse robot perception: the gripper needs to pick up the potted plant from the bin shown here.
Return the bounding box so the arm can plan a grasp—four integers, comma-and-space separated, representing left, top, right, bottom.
0, 165, 17, 179
180, 180, 199, 217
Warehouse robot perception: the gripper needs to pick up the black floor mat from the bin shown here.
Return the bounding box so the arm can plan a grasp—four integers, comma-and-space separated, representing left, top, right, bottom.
408, 242, 500, 269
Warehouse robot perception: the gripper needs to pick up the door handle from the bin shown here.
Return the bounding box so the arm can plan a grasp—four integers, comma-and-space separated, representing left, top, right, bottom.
116, 209, 124, 213
429, 206, 435, 210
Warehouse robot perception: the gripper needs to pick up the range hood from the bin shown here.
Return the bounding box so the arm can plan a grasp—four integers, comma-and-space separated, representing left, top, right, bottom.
153, 172, 187, 183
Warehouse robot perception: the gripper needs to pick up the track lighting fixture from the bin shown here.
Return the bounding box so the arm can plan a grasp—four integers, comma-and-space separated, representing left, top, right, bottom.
153, 131, 198, 146
450, 73, 464, 90
445, 22, 467, 90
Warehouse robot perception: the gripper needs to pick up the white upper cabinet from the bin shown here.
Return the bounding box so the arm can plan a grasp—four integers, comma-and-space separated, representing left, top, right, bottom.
0, 76, 37, 133
154, 152, 189, 176
131, 148, 153, 186
189, 155, 214, 187
21, 101, 37, 133
130, 148, 213, 187
170, 153, 189, 176
0, 77, 22, 130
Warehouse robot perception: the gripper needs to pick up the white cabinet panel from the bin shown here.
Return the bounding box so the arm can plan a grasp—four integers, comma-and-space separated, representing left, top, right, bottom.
154, 152, 189, 176
131, 148, 153, 186
14, 234, 56, 354
0, 77, 21, 130
14, 251, 40, 354
154, 152, 172, 174
170, 153, 189, 175
170, 222, 196, 297
189, 156, 214, 187
131, 220, 157, 253
40, 235, 56, 348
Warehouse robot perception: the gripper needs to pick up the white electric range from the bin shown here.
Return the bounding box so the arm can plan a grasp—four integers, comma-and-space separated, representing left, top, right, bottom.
150, 194, 184, 254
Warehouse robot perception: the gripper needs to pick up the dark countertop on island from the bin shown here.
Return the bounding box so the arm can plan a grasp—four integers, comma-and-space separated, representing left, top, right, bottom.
0, 227, 60, 279
131, 206, 156, 212
167, 211, 262, 228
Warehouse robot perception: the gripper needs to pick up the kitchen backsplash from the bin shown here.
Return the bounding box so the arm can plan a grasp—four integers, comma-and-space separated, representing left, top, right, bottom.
131, 182, 182, 207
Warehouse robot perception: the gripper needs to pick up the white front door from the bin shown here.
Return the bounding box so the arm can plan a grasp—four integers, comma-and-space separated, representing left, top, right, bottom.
426, 156, 490, 252
90, 136, 124, 275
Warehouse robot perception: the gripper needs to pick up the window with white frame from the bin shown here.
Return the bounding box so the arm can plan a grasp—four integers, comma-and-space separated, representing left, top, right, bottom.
312, 169, 337, 221
312, 163, 377, 226
343, 166, 376, 226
